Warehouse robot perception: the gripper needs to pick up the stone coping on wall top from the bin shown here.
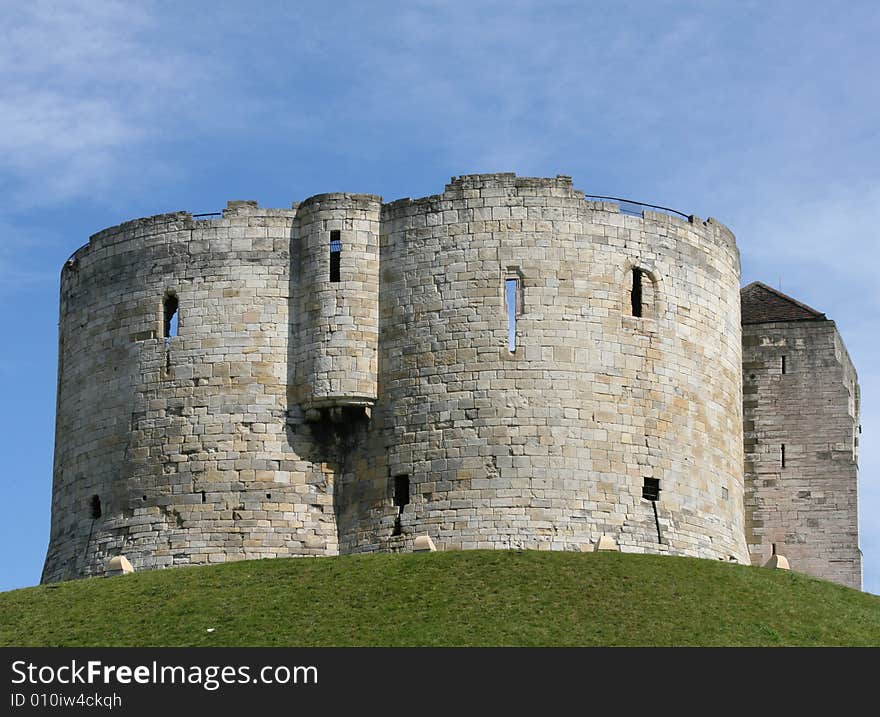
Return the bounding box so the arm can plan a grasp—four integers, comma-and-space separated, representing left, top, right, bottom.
63, 173, 737, 269
741, 318, 857, 378
66, 206, 301, 266
294, 193, 384, 211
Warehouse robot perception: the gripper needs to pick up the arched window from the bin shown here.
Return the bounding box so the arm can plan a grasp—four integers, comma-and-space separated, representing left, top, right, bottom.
627, 266, 656, 319
631, 268, 644, 317
89, 494, 102, 519
163, 292, 179, 338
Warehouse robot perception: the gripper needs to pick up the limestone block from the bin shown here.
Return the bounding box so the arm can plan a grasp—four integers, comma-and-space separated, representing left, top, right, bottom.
593, 535, 619, 552
764, 554, 790, 570
413, 535, 437, 552
105, 555, 134, 576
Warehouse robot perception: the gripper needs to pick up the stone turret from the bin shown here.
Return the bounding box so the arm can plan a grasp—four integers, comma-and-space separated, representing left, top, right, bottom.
292, 193, 381, 416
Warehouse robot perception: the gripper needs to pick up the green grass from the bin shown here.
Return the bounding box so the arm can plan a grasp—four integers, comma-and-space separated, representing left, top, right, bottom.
1, 551, 878, 646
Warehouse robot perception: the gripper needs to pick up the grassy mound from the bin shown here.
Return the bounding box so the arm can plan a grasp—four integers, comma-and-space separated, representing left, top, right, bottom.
2, 550, 878, 646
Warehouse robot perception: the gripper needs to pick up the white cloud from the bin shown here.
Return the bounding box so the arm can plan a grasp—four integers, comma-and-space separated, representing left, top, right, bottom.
0, 219, 62, 294
2, 0, 878, 592
737, 188, 880, 293
0, 0, 203, 205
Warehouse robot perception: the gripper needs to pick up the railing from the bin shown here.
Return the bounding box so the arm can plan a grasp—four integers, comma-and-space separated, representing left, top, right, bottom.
191, 200, 691, 222
583, 195, 690, 220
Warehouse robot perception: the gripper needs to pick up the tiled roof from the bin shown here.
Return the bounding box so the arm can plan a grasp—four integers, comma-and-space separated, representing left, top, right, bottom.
740, 281, 826, 325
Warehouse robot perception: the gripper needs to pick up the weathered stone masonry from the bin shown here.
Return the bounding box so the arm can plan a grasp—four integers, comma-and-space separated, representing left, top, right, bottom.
741, 282, 861, 589
41, 174, 861, 589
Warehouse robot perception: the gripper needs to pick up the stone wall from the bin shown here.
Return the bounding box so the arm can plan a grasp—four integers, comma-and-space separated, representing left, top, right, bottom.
44, 173, 751, 582
743, 319, 861, 589
336, 174, 748, 561
42, 202, 338, 582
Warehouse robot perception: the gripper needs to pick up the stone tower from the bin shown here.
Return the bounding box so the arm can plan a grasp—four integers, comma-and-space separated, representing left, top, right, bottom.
41, 173, 777, 582
741, 282, 861, 589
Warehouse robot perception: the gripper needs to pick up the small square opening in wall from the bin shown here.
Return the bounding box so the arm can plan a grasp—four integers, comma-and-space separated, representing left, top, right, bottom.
642, 478, 660, 502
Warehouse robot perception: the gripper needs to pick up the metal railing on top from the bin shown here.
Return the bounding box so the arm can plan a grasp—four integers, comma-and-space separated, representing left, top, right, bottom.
189, 199, 691, 222
582, 195, 690, 220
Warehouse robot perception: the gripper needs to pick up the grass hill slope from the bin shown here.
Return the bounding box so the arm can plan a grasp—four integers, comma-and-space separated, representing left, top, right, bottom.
2, 550, 878, 646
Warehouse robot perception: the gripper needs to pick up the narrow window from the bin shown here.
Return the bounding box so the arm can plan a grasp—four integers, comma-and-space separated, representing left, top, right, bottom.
163, 293, 179, 338
505, 271, 523, 353
631, 268, 643, 317
506, 278, 519, 352
201, 490, 206, 504
781, 355, 786, 374
781, 444, 786, 468
329, 230, 341, 283
89, 494, 102, 519
853, 424, 858, 462
391, 474, 409, 537
393, 475, 410, 513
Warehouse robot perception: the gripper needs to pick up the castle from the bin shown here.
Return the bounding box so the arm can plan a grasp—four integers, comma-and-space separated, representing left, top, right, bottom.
41, 173, 862, 590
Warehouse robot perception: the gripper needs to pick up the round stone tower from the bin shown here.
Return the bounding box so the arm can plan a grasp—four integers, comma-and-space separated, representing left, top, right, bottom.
291, 193, 381, 414
338, 174, 747, 562
42, 201, 339, 582
43, 173, 748, 583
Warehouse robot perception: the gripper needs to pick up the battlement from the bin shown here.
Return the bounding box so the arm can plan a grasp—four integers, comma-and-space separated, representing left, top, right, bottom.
379, 175, 738, 266
444, 172, 576, 193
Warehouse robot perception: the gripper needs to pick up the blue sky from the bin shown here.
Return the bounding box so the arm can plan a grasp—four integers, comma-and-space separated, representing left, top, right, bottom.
1, 0, 877, 593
